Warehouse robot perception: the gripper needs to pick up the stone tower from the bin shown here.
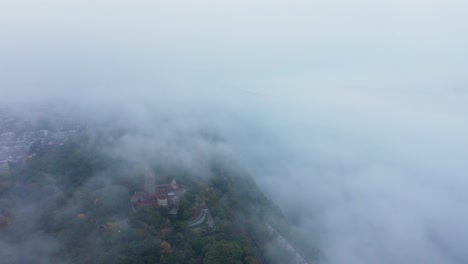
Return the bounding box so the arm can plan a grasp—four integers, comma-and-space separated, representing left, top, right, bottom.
144, 171, 156, 195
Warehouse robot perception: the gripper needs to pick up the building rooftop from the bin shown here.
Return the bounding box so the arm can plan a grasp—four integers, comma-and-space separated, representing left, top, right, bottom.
131, 179, 185, 214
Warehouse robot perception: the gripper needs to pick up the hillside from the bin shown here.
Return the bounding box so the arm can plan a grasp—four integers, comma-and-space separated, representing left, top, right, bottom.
0, 135, 303, 264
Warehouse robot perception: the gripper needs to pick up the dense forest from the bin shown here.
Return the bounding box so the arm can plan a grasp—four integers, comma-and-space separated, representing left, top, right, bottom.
0, 135, 293, 264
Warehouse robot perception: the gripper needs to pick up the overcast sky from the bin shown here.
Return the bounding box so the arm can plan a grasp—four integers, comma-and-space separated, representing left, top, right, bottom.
1, 1, 468, 263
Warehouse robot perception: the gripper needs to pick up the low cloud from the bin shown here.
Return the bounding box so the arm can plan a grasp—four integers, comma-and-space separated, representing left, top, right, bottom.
1, 0, 468, 263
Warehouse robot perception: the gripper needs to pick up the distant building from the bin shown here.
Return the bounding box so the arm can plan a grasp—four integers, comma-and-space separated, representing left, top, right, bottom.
131, 172, 185, 214
0, 161, 8, 174
0, 214, 8, 229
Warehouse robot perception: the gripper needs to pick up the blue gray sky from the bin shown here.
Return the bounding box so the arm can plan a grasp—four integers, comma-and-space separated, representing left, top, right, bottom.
1, 1, 468, 263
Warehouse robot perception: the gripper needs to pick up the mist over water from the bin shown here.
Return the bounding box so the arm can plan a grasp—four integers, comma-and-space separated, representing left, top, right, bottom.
2, 0, 468, 263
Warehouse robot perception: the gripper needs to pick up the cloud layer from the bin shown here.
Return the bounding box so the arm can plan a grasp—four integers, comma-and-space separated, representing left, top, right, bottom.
1, 1, 468, 263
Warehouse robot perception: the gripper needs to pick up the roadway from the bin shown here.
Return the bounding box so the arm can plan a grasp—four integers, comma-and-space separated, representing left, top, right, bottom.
265, 223, 310, 264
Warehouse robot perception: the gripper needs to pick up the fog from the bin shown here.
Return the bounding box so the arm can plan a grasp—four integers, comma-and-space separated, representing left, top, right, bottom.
1, 0, 468, 263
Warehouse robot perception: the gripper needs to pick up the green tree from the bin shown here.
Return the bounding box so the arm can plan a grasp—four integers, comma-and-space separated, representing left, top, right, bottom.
203, 241, 243, 264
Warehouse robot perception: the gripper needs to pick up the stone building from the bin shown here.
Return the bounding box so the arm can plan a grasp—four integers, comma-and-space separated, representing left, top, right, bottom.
131, 171, 185, 214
